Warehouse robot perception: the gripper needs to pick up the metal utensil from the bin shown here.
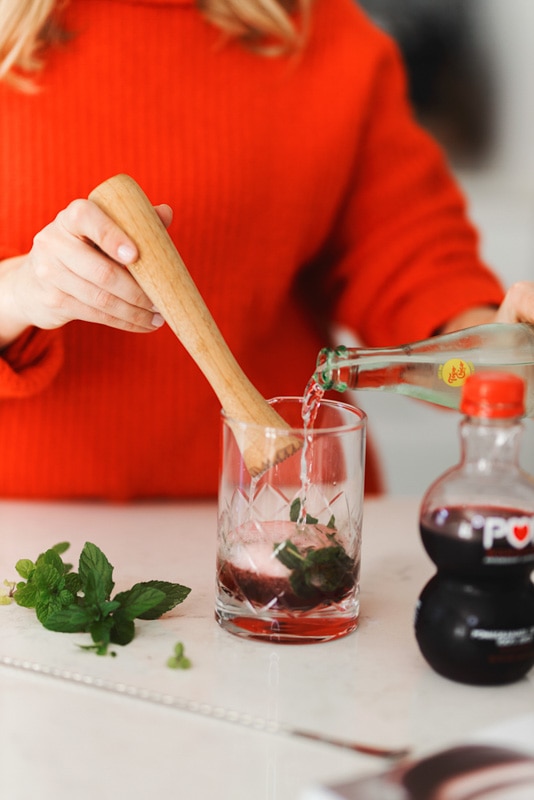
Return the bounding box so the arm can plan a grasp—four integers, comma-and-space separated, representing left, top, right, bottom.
0, 655, 409, 760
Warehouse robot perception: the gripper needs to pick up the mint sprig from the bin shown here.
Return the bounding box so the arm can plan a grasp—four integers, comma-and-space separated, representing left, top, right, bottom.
11, 542, 191, 656
14, 542, 82, 625
280, 501, 354, 604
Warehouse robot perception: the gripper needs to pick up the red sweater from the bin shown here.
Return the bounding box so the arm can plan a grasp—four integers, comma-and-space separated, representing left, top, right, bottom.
0, 0, 503, 500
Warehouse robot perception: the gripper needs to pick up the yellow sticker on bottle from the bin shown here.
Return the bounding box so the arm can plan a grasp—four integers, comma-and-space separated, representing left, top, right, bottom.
438, 359, 475, 387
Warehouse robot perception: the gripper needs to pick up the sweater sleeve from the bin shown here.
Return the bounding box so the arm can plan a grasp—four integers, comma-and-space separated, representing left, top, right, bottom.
325, 33, 504, 347
0, 245, 65, 397
0, 327, 64, 398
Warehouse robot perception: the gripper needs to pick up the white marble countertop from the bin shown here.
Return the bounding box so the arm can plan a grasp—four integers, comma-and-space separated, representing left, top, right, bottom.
0, 497, 532, 800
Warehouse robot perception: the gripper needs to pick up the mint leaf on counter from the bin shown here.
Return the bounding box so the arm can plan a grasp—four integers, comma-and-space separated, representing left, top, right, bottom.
112, 584, 167, 620
8, 541, 191, 656
14, 559, 34, 580
79, 542, 115, 600
44, 605, 94, 633
133, 580, 192, 620
167, 641, 192, 670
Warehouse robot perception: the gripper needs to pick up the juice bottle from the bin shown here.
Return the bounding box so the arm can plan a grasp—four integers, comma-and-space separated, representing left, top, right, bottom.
414, 371, 534, 685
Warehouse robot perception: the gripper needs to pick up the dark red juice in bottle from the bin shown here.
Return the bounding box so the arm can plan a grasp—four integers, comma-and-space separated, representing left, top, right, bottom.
420, 505, 534, 578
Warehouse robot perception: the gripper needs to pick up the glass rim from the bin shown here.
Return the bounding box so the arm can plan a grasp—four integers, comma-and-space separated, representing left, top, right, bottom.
221, 395, 367, 435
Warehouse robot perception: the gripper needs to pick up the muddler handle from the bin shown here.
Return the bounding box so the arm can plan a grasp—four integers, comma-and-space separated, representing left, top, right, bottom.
88, 174, 301, 476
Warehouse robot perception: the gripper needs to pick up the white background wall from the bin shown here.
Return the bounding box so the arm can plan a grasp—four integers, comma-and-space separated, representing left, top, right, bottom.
354, 0, 534, 495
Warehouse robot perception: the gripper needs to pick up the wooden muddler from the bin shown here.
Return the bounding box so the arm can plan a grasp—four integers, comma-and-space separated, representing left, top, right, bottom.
88, 174, 302, 476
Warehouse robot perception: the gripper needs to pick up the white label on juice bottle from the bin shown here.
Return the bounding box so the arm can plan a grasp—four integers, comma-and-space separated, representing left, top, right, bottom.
483, 516, 534, 549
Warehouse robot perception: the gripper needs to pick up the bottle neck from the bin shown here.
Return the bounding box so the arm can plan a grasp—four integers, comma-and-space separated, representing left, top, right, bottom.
460, 416, 523, 469
315, 345, 408, 391
313, 325, 534, 417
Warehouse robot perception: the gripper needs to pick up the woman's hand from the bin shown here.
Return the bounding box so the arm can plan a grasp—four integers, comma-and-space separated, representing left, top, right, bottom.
0, 198, 173, 348
494, 281, 534, 323
440, 282, 534, 335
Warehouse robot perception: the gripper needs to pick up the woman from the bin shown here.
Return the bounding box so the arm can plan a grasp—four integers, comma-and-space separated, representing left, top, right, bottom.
0, 0, 530, 500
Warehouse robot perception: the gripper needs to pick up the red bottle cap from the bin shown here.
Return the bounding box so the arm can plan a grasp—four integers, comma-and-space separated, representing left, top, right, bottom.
460, 372, 525, 418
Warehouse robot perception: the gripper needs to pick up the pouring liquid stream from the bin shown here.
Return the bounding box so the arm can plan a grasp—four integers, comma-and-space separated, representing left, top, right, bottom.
296, 378, 325, 525
246, 378, 325, 524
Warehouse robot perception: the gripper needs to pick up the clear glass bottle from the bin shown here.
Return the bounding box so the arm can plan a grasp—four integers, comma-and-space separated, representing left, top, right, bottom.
314, 323, 534, 417
414, 371, 534, 685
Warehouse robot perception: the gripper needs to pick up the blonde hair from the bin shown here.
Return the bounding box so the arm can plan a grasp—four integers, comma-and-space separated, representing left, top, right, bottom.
0, 0, 313, 88
198, 0, 312, 53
